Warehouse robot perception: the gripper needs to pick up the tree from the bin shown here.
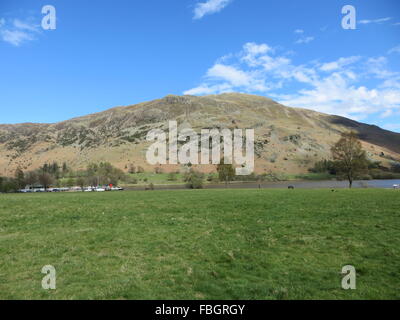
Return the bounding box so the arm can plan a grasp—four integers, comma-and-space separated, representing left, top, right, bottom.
66, 177, 75, 188
256, 174, 266, 189
25, 171, 38, 188
85, 162, 125, 187
331, 132, 368, 188
0, 176, 5, 193
76, 177, 86, 191
41, 163, 49, 173
0, 178, 17, 193
309, 160, 337, 175
86, 175, 99, 188
38, 172, 54, 190
51, 162, 60, 179
14, 167, 25, 190
217, 160, 235, 187
62, 162, 69, 177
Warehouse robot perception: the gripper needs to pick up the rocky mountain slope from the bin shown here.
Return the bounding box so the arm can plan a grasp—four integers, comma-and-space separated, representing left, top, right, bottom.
1, 93, 399, 176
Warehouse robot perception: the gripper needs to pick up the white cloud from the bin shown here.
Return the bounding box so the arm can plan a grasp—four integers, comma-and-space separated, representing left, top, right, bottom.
185, 63, 269, 95
243, 42, 271, 55
0, 18, 40, 46
193, 0, 232, 20
319, 56, 361, 72
364, 56, 398, 80
278, 73, 400, 118
185, 83, 233, 95
241, 42, 273, 66
294, 29, 304, 34
359, 17, 392, 24
13, 19, 40, 33
394, 22, 400, 26
388, 45, 400, 54
1, 29, 35, 46
207, 64, 252, 86
295, 36, 314, 45
184, 42, 400, 121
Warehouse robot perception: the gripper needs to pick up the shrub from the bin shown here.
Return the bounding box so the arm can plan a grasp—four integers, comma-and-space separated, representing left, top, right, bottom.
184, 169, 204, 189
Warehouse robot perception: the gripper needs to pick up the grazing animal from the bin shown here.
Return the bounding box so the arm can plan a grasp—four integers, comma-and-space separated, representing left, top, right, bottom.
288, 186, 295, 190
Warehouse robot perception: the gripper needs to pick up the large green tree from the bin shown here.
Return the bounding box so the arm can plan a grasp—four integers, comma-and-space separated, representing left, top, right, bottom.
331, 132, 368, 188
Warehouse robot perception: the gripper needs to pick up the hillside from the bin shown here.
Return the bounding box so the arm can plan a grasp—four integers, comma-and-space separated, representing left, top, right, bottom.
0, 93, 399, 176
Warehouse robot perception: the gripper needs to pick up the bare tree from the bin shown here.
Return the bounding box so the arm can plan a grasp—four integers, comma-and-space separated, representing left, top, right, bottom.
25, 171, 38, 188
38, 172, 54, 191
76, 177, 86, 191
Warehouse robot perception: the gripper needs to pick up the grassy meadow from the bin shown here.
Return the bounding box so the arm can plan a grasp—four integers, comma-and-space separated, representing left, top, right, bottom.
0, 188, 399, 300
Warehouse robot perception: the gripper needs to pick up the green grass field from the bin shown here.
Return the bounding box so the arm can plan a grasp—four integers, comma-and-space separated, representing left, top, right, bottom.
0, 189, 399, 300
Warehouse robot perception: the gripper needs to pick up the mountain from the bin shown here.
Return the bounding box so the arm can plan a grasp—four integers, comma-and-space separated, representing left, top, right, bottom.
1, 93, 399, 176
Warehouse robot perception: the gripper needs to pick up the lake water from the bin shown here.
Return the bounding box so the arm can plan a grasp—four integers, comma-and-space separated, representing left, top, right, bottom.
209, 179, 400, 190
126, 179, 400, 191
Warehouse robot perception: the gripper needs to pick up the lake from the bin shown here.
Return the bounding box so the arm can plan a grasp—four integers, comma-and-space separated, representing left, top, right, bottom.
126, 179, 400, 191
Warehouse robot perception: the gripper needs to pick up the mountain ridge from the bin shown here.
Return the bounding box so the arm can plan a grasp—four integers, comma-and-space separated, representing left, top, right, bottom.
0, 93, 399, 176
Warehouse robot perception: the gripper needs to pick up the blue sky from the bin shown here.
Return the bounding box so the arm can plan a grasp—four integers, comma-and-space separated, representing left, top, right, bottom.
0, 0, 399, 132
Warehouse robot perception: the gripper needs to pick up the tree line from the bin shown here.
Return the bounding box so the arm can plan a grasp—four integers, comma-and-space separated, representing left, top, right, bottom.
0, 161, 129, 193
